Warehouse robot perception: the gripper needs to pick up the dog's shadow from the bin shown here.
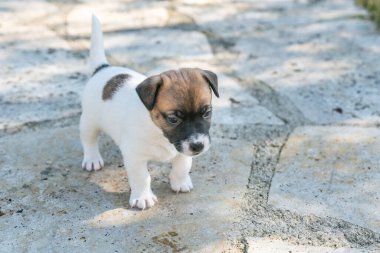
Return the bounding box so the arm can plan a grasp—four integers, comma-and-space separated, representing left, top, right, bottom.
82, 130, 250, 252
1, 125, 249, 252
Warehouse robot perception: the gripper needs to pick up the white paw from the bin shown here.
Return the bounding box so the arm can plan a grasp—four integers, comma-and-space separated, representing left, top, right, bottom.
82, 155, 104, 171
170, 174, 193, 193
129, 190, 158, 210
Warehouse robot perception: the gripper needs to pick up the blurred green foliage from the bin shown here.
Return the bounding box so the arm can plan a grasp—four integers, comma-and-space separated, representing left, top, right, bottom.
358, 0, 380, 26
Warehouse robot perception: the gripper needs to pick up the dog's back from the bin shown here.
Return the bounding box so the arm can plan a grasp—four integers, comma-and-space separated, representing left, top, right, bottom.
81, 15, 151, 146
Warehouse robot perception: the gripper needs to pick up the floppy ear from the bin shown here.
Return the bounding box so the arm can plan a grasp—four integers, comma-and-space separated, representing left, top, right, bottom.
200, 69, 219, 98
135, 75, 163, 110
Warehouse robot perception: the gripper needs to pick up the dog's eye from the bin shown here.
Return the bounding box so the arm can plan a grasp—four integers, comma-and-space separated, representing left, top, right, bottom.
167, 115, 181, 125
203, 110, 211, 118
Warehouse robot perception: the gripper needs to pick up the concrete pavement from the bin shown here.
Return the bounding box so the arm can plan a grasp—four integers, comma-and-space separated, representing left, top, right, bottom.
1, 0, 380, 252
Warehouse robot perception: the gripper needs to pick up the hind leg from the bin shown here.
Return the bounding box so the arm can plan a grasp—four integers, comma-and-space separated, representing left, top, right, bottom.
80, 114, 104, 171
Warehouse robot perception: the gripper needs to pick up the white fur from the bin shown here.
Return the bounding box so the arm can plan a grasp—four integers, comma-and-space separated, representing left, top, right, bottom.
181, 133, 210, 157
80, 15, 197, 210
170, 154, 193, 192
90, 14, 107, 71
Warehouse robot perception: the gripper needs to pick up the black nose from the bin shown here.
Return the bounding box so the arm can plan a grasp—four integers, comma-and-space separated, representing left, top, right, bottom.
189, 142, 204, 153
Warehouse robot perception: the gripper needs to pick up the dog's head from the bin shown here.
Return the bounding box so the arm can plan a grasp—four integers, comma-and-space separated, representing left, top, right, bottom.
136, 68, 219, 156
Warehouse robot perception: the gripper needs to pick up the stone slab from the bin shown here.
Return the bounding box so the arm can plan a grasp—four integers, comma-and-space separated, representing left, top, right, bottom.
0, 126, 251, 252
66, 3, 213, 66
67, 2, 169, 38
0, 0, 58, 26
248, 238, 369, 253
268, 126, 380, 232
212, 74, 283, 125
231, 0, 380, 125
105, 29, 213, 66
0, 1, 85, 134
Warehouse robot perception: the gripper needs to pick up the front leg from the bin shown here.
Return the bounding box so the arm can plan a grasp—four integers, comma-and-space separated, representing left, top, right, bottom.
170, 154, 193, 193
123, 154, 157, 209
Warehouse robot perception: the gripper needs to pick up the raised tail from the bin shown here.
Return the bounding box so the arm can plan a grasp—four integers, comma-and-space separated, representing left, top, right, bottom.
89, 14, 108, 72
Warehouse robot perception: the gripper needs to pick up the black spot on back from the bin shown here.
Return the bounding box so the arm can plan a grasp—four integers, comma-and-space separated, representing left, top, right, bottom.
102, 74, 130, 100
92, 64, 110, 76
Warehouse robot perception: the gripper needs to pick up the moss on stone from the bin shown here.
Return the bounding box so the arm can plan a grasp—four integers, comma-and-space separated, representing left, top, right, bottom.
358, 0, 380, 26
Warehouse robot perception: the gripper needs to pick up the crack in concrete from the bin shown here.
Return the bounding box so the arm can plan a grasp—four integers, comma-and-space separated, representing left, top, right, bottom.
241, 131, 380, 249
239, 237, 249, 253
241, 79, 310, 127
0, 112, 80, 138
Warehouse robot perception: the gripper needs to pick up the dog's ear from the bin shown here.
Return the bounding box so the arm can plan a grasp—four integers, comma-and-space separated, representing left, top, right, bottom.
200, 69, 219, 98
136, 75, 163, 110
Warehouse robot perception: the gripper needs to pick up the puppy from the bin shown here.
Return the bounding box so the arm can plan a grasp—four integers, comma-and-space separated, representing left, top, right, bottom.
80, 15, 219, 209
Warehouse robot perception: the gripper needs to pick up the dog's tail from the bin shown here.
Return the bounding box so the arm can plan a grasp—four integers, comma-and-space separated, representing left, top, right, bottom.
89, 14, 108, 72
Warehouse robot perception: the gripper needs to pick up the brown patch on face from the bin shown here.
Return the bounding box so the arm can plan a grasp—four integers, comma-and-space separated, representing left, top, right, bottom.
150, 68, 212, 131
102, 74, 130, 100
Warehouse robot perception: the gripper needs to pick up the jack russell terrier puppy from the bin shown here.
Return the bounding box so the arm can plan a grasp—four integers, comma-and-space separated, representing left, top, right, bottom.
80, 15, 219, 209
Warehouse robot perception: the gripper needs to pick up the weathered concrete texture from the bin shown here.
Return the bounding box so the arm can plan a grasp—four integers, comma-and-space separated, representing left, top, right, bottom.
66, 2, 213, 67
190, 0, 380, 125
2, 0, 380, 252
242, 135, 380, 250
0, 126, 251, 252
269, 126, 380, 233
0, 0, 85, 134
67, 1, 170, 38
212, 75, 284, 125
247, 238, 369, 253
105, 29, 213, 66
